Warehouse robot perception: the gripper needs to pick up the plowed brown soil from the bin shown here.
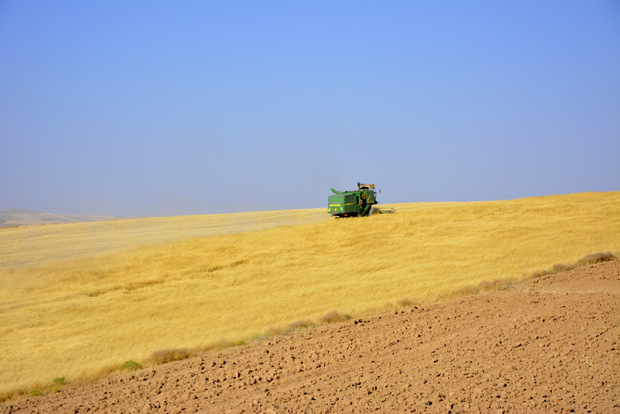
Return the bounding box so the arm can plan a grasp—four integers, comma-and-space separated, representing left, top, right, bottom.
4, 261, 619, 413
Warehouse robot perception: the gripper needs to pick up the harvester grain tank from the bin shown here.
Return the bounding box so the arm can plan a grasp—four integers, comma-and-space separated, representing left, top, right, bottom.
327, 182, 395, 217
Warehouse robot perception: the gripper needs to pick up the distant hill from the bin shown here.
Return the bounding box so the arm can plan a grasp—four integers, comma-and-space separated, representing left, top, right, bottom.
0, 208, 117, 227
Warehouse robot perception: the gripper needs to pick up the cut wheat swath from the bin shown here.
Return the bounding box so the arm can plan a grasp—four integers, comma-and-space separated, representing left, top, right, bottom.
0, 192, 618, 400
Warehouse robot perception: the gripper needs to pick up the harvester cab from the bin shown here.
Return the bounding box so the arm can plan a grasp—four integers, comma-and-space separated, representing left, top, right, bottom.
327, 182, 394, 217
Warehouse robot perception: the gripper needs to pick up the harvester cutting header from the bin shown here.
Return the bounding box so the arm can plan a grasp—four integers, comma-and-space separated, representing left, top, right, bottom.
327, 182, 395, 217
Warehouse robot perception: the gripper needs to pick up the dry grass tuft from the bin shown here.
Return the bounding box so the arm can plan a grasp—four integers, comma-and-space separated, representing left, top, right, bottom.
455, 285, 480, 297
267, 326, 287, 336
288, 319, 316, 330
577, 251, 617, 265
151, 348, 191, 365
320, 310, 350, 324
531, 251, 618, 278
397, 298, 416, 307
446, 278, 515, 300
552, 263, 573, 272
202, 339, 233, 352
530, 269, 553, 278
478, 278, 511, 291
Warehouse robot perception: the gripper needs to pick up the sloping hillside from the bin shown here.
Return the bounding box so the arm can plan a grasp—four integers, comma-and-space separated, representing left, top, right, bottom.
0, 192, 618, 400
4, 260, 618, 413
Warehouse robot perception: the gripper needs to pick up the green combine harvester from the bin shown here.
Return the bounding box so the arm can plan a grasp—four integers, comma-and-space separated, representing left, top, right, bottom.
327, 182, 395, 217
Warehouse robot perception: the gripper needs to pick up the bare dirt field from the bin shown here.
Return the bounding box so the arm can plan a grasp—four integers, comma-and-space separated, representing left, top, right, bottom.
4, 260, 618, 413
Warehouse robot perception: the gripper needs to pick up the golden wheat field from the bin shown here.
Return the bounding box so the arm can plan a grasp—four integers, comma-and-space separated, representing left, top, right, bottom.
0, 192, 618, 399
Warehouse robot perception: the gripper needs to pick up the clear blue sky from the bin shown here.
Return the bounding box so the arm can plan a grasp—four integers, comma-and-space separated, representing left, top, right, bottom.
1, 1, 619, 217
